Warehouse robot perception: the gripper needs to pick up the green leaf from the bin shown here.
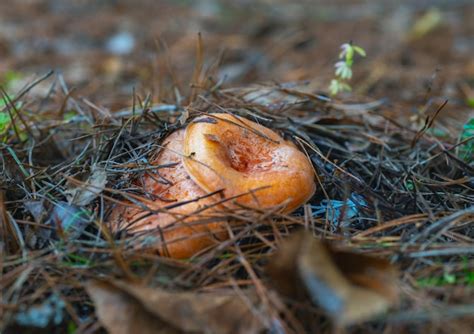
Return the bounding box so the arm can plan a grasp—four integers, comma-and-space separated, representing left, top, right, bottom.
417, 277, 441, 287
443, 273, 456, 284
0, 94, 22, 111
62, 253, 92, 267
63, 111, 77, 121
339, 43, 351, 59
353, 45, 367, 57
464, 271, 474, 285
338, 82, 352, 92
329, 79, 352, 96
458, 118, 474, 162
2, 70, 21, 88
427, 127, 448, 138
0, 97, 7, 109
67, 321, 77, 334
335, 62, 353, 80
410, 8, 442, 39
0, 111, 10, 132
329, 79, 341, 96
466, 97, 474, 108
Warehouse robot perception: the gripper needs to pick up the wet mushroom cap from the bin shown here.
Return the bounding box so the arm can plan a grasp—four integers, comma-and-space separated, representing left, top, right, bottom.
109, 129, 227, 259
183, 113, 316, 213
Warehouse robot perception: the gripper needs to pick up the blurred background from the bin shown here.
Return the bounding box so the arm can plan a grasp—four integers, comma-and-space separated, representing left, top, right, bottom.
0, 0, 473, 120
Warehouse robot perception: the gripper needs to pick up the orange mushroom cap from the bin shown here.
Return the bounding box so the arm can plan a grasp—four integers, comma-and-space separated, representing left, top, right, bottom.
183, 113, 316, 213
109, 129, 227, 259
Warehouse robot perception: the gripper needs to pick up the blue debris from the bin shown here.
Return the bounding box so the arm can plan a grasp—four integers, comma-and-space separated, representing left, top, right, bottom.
15, 293, 66, 328
106, 31, 135, 55
311, 193, 367, 223
50, 202, 90, 235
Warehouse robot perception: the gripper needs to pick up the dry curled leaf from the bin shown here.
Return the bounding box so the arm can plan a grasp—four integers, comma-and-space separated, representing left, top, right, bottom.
86, 280, 264, 334
65, 166, 107, 206
267, 231, 398, 325
86, 280, 174, 334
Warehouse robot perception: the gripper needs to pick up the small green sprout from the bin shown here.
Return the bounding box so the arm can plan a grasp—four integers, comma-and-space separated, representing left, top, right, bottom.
329, 42, 366, 96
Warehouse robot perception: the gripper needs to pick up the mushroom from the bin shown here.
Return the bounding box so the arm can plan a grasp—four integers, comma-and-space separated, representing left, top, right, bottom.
110, 129, 227, 259
110, 113, 316, 258
183, 113, 315, 213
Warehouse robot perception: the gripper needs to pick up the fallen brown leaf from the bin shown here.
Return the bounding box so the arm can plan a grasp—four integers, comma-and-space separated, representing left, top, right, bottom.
267, 231, 398, 325
65, 165, 107, 206
87, 280, 173, 334
86, 279, 264, 334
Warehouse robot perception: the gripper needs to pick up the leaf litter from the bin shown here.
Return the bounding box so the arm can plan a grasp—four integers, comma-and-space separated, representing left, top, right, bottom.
1, 41, 474, 334
86, 279, 264, 334
267, 230, 398, 326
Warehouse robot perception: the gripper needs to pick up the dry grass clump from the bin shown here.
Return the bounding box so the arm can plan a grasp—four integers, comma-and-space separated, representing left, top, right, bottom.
1, 72, 473, 333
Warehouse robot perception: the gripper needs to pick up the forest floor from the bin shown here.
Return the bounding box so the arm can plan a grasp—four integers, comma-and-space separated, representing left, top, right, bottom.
1, 1, 474, 333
